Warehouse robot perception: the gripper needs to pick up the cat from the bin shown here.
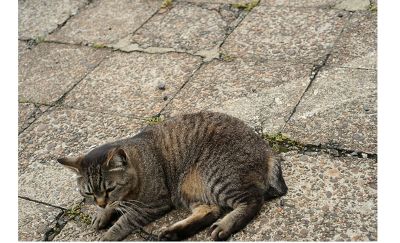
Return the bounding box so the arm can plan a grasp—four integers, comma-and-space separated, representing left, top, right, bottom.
57, 111, 288, 241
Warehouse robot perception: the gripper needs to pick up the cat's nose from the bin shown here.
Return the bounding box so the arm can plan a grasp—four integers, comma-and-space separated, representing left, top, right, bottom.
96, 197, 107, 208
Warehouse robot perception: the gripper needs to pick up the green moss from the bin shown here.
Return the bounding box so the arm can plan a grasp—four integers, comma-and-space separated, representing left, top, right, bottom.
220, 53, 236, 62
263, 133, 303, 153
369, 3, 377, 12
161, 0, 173, 8
92, 43, 106, 49
65, 204, 92, 225
232, 0, 260, 11
144, 114, 164, 125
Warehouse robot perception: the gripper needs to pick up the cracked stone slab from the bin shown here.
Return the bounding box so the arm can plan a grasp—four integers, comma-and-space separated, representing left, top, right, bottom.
261, 0, 338, 8
164, 59, 312, 133
284, 67, 377, 153
53, 152, 377, 241
63, 52, 202, 117
18, 107, 145, 206
18, 0, 87, 39
18, 103, 48, 133
53, 203, 99, 241
18, 198, 62, 241
221, 6, 348, 63
47, 0, 161, 45
18, 42, 109, 104
334, 0, 370, 11
122, 2, 242, 53
328, 11, 377, 69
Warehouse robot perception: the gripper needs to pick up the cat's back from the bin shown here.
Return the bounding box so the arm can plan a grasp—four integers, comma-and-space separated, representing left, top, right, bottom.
154, 111, 269, 169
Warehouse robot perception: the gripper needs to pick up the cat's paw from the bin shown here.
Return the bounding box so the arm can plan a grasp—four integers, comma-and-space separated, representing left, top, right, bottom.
158, 226, 180, 241
92, 210, 112, 230
209, 221, 231, 241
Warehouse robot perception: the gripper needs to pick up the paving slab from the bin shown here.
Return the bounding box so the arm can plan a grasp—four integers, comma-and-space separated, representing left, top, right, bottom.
164, 59, 312, 133
334, 0, 370, 11
284, 67, 377, 153
18, 42, 109, 104
328, 11, 377, 69
18, 198, 62, 241
18, 107, 145, 207
261, 0, 338, 8
221, 6, 348, 64
63, 52, 202, 117
18, 103, 48, 133
18, 0, 88, 39
53, 203, 99, 241
121, 2, 242, 53
18, 103, 37, 133
47, 0, 161, 45
53, 151, 377, 241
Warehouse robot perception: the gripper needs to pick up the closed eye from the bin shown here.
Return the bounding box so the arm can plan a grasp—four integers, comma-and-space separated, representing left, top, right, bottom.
106, 186, 116, 193
82, 191, 93, 197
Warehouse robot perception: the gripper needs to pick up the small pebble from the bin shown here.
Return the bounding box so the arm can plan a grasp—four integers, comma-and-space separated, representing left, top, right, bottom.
163, 96, 168, 101
158, 83, 166, 90
338, 13, 344, 18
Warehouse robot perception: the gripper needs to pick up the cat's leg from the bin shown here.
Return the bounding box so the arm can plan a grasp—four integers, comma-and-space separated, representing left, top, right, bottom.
92, 207, 119, 230
158, 203, 221, 240
100, 204, 171, 241
209, 195, 263, 240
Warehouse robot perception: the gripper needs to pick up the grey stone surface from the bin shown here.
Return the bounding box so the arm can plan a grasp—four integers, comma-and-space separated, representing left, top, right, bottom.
18, 103, 36, 133
221, 6, 348, 63
18, 107, 145, 206
63, 52, 202, 117
334, 0, 370, 11
124, 2, 242, 53
18, 0, 87, 39
18, 198, 62, 241
164, 59, 312, 133
262, 0, 338, 7
328, 11, 377, 69
18, 42, 109, 104
53, 152, 377, 241
53, 203, 99, 241
47, 0, 161, 45
284, 67, 377, 153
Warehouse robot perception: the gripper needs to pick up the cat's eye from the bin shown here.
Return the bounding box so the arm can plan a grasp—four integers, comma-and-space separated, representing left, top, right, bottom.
83, 191, 93, 196
106, 186, 116, 193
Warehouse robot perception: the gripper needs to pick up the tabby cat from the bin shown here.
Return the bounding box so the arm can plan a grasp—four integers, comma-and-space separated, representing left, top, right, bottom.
58, 111, 288, 241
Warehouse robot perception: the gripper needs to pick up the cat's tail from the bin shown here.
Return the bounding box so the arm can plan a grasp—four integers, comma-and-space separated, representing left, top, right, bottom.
264, 153, 288, 200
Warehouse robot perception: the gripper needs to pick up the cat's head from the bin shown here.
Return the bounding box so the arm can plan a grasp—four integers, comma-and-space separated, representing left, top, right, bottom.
57, 144, 139, 208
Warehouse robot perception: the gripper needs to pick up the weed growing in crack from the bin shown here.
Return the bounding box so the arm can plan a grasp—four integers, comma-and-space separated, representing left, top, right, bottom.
263, 133, 303, 153
232, 0, 260, 11
144, 114, 164, 125
161, 0, 173, 9
66, 204, 92, 225
220, 52, 236, 62
92, 43, 106, 49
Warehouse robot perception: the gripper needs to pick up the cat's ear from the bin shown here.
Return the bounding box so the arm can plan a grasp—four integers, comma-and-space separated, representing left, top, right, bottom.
106, 148, 128, 172
57, 157, 82, 174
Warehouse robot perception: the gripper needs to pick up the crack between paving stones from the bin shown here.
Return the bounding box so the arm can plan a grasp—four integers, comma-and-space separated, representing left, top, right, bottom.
282, 11, 354, 130
17, 54, 110, 136
158, 61, 206, 115
19, 196, 68, 211
282, 53, 331, 129
46, 0, 95, 37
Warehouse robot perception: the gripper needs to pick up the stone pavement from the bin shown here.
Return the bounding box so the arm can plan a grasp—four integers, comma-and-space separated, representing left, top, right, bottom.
18, 0, 377, 241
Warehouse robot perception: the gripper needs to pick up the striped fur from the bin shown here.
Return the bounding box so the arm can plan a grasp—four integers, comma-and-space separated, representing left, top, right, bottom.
57, 111, 288, 241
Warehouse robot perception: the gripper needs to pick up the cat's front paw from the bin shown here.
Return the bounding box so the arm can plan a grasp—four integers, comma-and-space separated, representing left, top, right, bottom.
209, 221, 231, 241
92, 210, 113, 230
158, 226, 180, 241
